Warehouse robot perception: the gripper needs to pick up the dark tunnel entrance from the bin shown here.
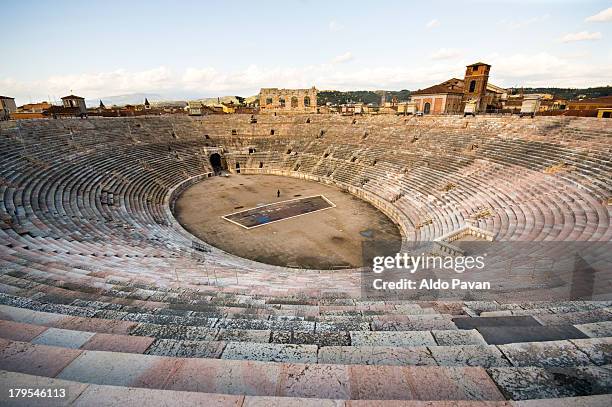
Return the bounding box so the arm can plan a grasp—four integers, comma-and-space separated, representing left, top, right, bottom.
209, 153, 226, 174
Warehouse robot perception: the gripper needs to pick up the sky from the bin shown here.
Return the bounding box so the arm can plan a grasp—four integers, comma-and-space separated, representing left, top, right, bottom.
1, 0, 612, 105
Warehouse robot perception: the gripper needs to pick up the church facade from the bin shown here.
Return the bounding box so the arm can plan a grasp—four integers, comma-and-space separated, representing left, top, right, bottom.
410, 63, 507, 114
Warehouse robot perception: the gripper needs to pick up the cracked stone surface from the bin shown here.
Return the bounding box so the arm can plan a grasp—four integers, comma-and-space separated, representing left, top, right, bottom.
430, 345, 511, 368
277, 364, 350, 398
271, 330, 350, 346
221, 342, 317, 363
432, 329, 487, 345
488, 366, 612, 400
215, 329, 271, 343
575, 321, 612, 338
120, 312, 217, 327
534, 309, 612, 326
371, 316, 457, 331
315, 321, 370, 332
128, 323, 217, 340
145, 338, 226, 358
498, 340, 593, 368
318, 346, 436, 366
349, 331, 436, 347
570, 338, 612, 366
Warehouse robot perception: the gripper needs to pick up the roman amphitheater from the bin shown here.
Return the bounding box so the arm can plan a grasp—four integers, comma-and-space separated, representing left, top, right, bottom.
0, 114, 611, 405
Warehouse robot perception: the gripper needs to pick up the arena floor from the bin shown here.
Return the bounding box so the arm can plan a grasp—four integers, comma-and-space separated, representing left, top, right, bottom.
174, 174, 402, 269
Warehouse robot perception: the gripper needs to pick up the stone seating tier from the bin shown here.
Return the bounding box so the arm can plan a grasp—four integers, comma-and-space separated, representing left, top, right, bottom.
0, 115, 610, 403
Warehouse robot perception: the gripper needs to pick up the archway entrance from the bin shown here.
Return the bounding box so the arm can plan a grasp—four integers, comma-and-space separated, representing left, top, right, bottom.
209, 153, 226, 174
423, 102, 431, 114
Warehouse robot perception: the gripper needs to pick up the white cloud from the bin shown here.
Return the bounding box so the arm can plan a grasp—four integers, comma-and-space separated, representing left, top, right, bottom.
585, 7, 612, 22
486, 52, 612, 88
499, 14, 550, 29
328, 20, 344, 32
425, 19, 440, 29
560, 31, 602, 42
0, 67, 175, 104
2, 53, 611, 105
331, 52, 353, 64
429, 48, 462, 60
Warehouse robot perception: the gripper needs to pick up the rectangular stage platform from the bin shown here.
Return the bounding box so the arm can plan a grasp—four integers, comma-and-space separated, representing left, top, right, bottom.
223, 195, 335, 229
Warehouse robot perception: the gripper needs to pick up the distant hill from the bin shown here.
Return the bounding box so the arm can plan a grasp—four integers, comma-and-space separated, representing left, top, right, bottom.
244, 95, 259, 105
192, 96, 246, 106
86, 93, 162, 107
85, 86, 611, 109
514, 86, 612, 100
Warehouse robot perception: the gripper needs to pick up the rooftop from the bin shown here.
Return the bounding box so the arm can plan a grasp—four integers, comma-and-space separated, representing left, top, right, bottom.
570, 96, 612, 105
466, 62, 491, 67
411, 78, 465, 96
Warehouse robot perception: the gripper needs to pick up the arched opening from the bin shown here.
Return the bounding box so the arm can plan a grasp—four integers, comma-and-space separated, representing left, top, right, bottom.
279, 97, 286, 108
291, 96, 298, 108
423, 102, 431, 114
266, 97, 273, 105
209, 153, 226, 174
304, 96, 310, 107
469, 80, 476, 93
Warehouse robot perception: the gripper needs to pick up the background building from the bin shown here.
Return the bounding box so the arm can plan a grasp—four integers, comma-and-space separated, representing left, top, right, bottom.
61, 95, 87, 116
410, 78, 464, 115
410, 63, 507, 115
0, 96, 17, 120
259, 87, 317, 114
566, 96, 612, 111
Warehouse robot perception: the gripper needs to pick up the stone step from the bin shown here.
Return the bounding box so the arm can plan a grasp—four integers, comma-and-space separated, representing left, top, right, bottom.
2, 320, 608, 368
4, 278, 450, 317
0, 293, 454, 332
488, 365, 612, 401
476, 325, 589, 345
3, 336, 610, 401
0, 338, 506, 400
7, 370, 609, 406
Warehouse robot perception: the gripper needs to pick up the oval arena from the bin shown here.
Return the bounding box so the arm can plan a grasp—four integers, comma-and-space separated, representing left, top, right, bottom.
0, 114, 611, 404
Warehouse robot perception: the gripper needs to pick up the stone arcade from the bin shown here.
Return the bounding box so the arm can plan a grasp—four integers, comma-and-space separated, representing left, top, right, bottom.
259, 87, 318, 114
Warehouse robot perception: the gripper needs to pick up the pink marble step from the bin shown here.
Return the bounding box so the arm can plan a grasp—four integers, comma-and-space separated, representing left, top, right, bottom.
0, 338, 505, 401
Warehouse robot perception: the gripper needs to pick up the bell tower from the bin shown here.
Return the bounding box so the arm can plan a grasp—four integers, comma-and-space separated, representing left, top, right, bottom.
463, 62, 491, 112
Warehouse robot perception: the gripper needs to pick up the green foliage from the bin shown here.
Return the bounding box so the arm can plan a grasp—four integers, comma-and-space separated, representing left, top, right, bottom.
317, 90, 411, 106
316, 86, 611, 106
511, 86, 612, 100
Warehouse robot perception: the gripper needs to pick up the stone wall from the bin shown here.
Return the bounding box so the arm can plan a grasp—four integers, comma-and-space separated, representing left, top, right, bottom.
259, 87, 318, 114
